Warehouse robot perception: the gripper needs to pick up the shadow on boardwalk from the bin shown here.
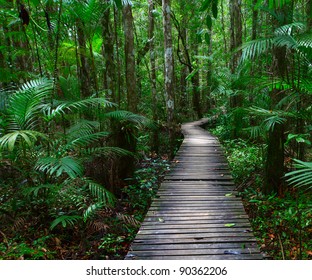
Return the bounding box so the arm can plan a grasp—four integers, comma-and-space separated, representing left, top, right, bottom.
125, 119, 263, 260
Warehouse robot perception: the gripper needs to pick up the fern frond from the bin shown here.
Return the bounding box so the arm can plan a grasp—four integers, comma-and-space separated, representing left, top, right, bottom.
116, 213, 140, 227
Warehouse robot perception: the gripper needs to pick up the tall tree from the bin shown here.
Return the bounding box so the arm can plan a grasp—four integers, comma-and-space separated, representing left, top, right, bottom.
229, 0, 243, 138
162, 0, 175, 157
77, 18, 93, 98
229, 0, 242, 74
102, 1, 116, 102
148, 0, 159, 152
123, 2, 137, 113
264, 0, 294, 194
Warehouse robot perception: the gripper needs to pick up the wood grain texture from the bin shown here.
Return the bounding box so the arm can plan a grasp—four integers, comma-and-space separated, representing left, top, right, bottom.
125, 119, 263, 260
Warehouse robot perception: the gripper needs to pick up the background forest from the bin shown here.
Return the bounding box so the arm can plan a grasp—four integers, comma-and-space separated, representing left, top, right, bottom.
0, 0, 311, 259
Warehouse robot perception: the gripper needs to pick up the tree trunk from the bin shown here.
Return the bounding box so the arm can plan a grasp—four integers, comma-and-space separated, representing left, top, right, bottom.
102, 2, 116, 102
229, 0, 243, 138
251, 0, 258, 40
307, 0, 312, 30
77, 19, 92, 99
191, 41, 201, 119
162, 0, 175, 158
264, 2, 293, 195
148, 0, 159, 153
123, 4, 137, 113
229, 0, 242, 74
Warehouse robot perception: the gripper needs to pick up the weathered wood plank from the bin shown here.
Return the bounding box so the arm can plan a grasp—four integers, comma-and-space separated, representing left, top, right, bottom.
126, 254, 263, 260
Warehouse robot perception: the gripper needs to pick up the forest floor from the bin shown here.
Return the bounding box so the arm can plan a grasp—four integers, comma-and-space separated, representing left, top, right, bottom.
1, 130, 311, 260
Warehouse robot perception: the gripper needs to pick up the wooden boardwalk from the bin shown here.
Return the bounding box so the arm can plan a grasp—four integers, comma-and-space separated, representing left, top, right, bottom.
125, 119, 263, 260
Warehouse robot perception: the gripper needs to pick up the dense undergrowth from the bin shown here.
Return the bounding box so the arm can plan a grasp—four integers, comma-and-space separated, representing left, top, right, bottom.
0, 155, 171, 260
211, 124, 312, 260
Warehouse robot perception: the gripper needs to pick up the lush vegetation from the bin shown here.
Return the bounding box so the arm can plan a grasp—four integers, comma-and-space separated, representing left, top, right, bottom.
0, 0, 311, 259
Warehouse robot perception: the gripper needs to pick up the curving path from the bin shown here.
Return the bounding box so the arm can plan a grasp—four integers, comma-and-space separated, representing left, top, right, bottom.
125, 119, 263, 260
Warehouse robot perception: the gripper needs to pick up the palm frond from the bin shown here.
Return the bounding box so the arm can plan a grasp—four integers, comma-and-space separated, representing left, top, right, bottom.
67, 131, 110, 149
35, 156, 84, 179
285, 159, 312, 189
7, 78, 53, 130
0, 130, 47, 151
273, 35, 298, 50
22, 184, 57, 197
83, 202, 104, 222
66, 97, 115, 111
263, 115, 287, 131
297, 33, 312, 49
240, 38, 273, 61
244, 125, 266, 139
50, 215, 82, 230
274, 22, 306, 36
104, 110, 156, 129
82, 178, 115, 206
82, 146, 133, 158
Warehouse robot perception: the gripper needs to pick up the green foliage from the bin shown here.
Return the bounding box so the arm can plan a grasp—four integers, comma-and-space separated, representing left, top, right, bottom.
50, 215, 82, 231
0, 234, 55, 260
35, 156, 84, 179
221, 138, 264, 187
123, 158, 170, 221
285, 160, 312, 190
241, 189, 312, 259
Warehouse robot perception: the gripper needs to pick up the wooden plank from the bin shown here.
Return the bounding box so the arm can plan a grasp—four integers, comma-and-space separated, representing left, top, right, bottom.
132, 236, 257, 245
126, 254, 263, 260
131, 242, 258, 251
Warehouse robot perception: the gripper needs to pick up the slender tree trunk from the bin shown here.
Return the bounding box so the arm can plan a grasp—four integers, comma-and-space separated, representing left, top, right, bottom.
162, 0, 175, 158
77, 19, 92, 99
220, 0, 227, 53
229, 0, 243, 138
264, 2, 293, 195
252, 0, 258, 40
191, 42, 201, 119
148, 0, 159, 153
206, 28, 213, 112
123, 3, 137, 113
229, 0, 242, 74
307, 0, 312, 30
102, 2, 116, 102
114, 7, 122, 107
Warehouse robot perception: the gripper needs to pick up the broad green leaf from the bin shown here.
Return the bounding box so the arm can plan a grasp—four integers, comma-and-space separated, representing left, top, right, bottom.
206, 15, 212, 30
205, 33, 211, 44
